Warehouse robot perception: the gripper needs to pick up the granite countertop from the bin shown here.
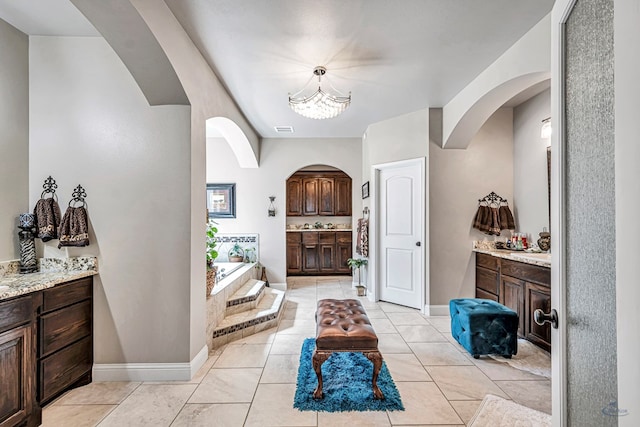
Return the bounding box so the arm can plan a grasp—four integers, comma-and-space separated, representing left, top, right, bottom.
473, 241, 551, 268
287, 228, 352, 232
0, 257, 98, 301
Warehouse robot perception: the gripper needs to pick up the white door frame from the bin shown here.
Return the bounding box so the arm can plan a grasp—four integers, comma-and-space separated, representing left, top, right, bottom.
551, 1, 574, 426
369, 157, 428, 313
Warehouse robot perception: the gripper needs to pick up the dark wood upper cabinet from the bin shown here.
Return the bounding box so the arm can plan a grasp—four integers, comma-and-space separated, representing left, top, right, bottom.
334, 177, 352, 216
286, 176, 303, 216
286, 171, 351, 217
302, 178, 319, 216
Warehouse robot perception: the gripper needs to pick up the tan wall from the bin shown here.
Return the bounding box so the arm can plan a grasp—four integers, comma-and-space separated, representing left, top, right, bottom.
29, 36, 192, 364
429, 108, 514, 306
0, 18, 28, 261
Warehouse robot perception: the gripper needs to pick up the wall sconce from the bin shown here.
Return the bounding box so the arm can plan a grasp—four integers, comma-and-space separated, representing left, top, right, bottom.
268, 196, 276, 217
541, 117, 552, 139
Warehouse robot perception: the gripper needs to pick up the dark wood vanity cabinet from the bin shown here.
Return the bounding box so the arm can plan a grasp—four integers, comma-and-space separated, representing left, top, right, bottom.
38, 277, 93, 405
286, 172, 351, 217
0, 295, 39, 427
475, 253, 551, 351
0, 276, 93, 427
287, 231, 352, 275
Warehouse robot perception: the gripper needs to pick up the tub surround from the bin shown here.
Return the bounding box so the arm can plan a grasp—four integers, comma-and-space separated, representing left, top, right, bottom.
0, 257, 98, 301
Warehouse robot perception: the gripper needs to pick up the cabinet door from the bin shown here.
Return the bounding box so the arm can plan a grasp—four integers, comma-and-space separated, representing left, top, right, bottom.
319, 244, 335, 272
335, 243, 352, 274
303, 244, 319, 272
334, 177, 352, 216
500, 276, 525, 336
286, 177, 303, 216
302, 178, 319, 216
0, 324, 34, 427
286, 244, 302, 274
525, 282, 551, 351
318, 178, 334, 215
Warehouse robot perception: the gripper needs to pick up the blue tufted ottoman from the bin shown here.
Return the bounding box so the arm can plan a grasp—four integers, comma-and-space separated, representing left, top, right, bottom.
449, 298, 518, 359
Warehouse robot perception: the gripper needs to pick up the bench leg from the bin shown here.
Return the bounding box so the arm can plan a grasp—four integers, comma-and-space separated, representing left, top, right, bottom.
312, 350, 331, 399
364, 351, 385, 400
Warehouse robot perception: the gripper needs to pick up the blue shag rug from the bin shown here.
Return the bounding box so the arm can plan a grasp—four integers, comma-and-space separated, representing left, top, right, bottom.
293, 338, 404, 412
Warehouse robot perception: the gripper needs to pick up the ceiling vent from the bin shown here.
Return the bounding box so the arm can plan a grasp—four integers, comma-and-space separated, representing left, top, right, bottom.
274, 126, 294, 133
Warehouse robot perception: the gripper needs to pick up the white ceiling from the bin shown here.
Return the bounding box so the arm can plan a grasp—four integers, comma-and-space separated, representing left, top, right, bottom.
0, 0, 554, 139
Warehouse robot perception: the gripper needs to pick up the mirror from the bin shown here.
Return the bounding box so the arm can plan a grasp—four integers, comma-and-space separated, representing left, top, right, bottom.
547, 146, 551, 227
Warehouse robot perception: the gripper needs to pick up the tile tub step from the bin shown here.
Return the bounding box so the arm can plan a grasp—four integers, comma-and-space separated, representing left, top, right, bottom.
225, 279, 266, 316
212, 287, 285, 348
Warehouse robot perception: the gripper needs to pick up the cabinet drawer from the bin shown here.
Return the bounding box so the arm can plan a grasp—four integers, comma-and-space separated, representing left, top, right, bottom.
286, 232, 301, 244
476, 253, 498, 271
336, 231, 352, 244
302, 232, 318, 244
501, 259, 550, 287
476, 288, 499, 302
476, 266, 499, 295
0, 295, 33, 334
40, 336, 92, 403
40, 300, 91, 357
43, 277, 92, 313
319, 232, 335, 244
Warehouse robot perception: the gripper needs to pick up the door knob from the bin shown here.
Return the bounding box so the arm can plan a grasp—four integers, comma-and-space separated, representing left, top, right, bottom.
534, 308, 558, 329
416, 242, 421, 247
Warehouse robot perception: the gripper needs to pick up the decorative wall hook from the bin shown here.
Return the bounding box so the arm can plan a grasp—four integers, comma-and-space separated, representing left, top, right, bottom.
268, 196, 276, 217
69, 184, 88, 208
41, 176, 58, 200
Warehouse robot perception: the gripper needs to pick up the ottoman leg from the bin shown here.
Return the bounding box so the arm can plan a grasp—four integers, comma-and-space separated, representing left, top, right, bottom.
364, 351, 385, 400
312, 351, 331, 399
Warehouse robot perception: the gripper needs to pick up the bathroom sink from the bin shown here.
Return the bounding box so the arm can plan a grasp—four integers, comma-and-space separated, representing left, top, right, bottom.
510, 253, 551, 264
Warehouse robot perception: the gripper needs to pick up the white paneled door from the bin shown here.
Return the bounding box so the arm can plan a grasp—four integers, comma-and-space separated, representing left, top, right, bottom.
377, 159, 424, 309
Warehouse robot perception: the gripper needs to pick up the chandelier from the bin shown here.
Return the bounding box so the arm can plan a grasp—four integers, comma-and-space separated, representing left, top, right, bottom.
288, 66, 351, 120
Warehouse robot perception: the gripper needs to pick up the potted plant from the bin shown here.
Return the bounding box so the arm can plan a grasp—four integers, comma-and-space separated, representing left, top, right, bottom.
206, 220, 219, 297
347, 257, 368, 296
228, 243, 245, 262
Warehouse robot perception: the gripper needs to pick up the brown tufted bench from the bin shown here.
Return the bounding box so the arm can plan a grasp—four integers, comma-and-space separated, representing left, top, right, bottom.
313, 298, 384, 399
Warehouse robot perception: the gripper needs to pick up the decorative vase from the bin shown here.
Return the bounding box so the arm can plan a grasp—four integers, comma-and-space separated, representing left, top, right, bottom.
18, 213, 37, 274
537, 230, 551, 252
356, 286, 366, 297
206, 266, 218, 297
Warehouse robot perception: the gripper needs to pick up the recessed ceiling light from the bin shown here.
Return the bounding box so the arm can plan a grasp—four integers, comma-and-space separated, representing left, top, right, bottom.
274, 126, 294, 133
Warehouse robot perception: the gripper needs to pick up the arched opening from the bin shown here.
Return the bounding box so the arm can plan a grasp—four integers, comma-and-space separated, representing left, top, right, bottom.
206, 116, 258, 168
285, 164, 354, 277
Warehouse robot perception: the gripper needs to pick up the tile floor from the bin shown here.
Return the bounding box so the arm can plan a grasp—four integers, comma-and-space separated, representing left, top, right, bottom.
42, 276, 551, 426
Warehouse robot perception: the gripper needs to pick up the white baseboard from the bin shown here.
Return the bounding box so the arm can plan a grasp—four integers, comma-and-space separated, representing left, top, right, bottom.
424, 304, 449, 316
93, 345, 208, 382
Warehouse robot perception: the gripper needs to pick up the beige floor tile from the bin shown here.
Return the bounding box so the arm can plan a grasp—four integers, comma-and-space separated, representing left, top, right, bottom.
98, 384, 196, 427
449, 400, 483, 424
386, 312, 429, 325
261, 353, 300, 383
228, 328, 277, 345
427, 366, 509, 400
387, 381, 463, 425
54, 382, 140, 405
496, 380, 552, 414
171, 403, 250, 427
376, 333, 412, 354
445, 333, 469, 352
188, 368, 262, 403
396, 324, 447, 343
425, 316, 451, 332
188, 354, 218, 384
244, 383, 317, 427
383, 353, 432, 382
369, 318, 398, 333
409, 342, 473, 366
318, 410, 391, 426
213, 343, 270, 368
363, 309, 388, 319
471, 355, 548, 381
277, 319, 316, 335
42, 404, 115, 427
270, 334, 307, 354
